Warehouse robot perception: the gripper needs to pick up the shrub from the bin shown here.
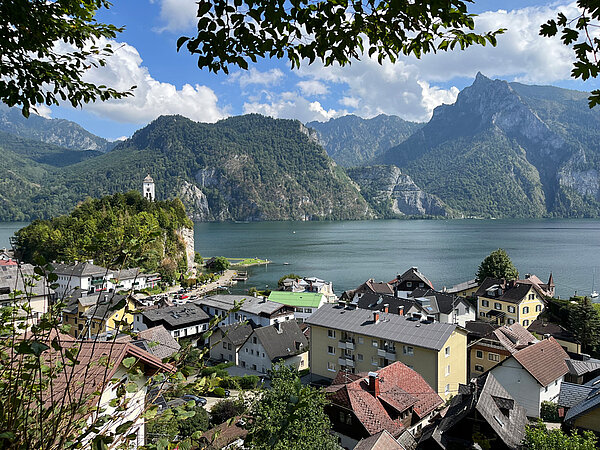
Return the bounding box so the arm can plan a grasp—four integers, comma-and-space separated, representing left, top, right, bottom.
238, 375, 260, 390
541, 401, 560, 422
211, 399, 245, 425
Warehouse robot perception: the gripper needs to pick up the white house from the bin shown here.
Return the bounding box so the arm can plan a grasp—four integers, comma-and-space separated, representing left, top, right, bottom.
135, 303, 211, 345
196, 295, 295, 327
238, 321, 308, 374
490, 337, 569, 417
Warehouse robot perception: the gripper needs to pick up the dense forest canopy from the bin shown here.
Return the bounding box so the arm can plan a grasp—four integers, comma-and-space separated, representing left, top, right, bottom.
13, 191, 193, 277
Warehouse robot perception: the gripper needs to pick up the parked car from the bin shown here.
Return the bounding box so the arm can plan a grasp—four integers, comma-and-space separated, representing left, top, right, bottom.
182, 394, 207, 406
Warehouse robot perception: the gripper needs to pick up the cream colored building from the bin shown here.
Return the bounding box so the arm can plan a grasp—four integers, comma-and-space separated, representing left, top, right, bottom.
306, 304, 467, 401
475, 278, 547, 327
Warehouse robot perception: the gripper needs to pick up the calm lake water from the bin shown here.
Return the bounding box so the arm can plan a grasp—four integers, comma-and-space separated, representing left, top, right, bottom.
2, 219, 600, 299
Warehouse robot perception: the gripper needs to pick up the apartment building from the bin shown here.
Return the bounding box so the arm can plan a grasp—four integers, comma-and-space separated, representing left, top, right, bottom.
306, 303, 467, 400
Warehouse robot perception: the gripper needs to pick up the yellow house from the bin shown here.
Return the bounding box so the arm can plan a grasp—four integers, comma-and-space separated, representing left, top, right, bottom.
62, 291, 136, 339
475, 278, 547, 327
305, 303, 467, 401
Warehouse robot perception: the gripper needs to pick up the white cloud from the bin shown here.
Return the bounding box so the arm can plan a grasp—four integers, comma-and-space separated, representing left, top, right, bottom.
153, 0, 198, 32
243, 91, 345, 122
61, 38, 226, 124
297, 80, 329, 96
229, 68, 285, 88
31, 104, 52, 119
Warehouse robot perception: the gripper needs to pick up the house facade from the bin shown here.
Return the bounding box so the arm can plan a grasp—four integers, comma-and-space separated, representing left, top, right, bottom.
389, 267, 434, 297
209, 322, 254, 364
306, 303, 467, 401
238, 321, 309, 373
135, 303, 210, 344
475, 277, 547, 327
489, 337, 569, 417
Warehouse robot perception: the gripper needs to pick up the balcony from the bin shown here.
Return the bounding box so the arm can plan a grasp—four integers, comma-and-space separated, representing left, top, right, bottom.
338, 340, 355, 350
338, 357, 355, 368
377, 348, 396, 359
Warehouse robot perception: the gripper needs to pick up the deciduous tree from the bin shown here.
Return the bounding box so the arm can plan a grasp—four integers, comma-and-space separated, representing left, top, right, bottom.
569, 297, 600, 352
523, 421, 597, 449
476, 248, 519, 283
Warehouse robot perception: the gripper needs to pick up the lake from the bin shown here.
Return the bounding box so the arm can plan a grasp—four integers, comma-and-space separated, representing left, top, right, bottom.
2, 219, 600, 299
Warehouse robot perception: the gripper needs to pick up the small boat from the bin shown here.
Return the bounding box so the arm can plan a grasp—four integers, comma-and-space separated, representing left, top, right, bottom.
592, 291, 599, 299
283, 262, 290, 265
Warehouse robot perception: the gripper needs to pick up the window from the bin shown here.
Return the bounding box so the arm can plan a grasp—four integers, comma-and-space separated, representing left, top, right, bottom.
535, 305, 542, 312
466, 306, 470, 314
253, 337, 257, 344
523, 319, 530, 326
445, 384, 450, 394
358, 337, 364, 344
327, 346, 335, 355
529, 294, 535, 300
446, 364, 451, 376
445, 346, 450, 357
371, 356, 378, 366
304, 308, 312, 313
174, 330, 180, 337
480, 312, 486, 317
475, 364, 484, 372
507, 318, 515, 325
403, 345, 414, 355
327, 362, 336, 372
357, 354, 363, 361
245, 348, 248, 353
494, 302, 502, 310
372, 340, 378, 348
419, 283, 424, 288
489, 353, 500, 362
328, 329, 336, 338
523, 306, 529, 314
228, 343, 232, 350
482, 300, 489, 307
476, 350, 483, 359
223, 342, 227, 349
406, 282, 412, 287
507, 306, 515, 313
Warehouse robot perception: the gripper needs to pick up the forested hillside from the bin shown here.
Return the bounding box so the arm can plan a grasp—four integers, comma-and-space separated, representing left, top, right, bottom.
0, 114, 374, 221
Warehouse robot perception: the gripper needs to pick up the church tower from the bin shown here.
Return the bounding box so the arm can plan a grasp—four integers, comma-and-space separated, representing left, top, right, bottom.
143, 174, 155, 201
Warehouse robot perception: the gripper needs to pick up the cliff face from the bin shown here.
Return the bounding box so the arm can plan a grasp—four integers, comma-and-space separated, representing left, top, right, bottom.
380, 73, 600, 218
347, 165, 449, 217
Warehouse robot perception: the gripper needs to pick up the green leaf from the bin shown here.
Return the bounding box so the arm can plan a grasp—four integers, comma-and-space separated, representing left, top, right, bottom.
122, 356, 136, 369
115, 420, 134, 434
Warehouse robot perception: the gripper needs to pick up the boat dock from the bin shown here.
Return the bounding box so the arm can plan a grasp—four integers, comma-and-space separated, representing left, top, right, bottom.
233, 271, 249, 281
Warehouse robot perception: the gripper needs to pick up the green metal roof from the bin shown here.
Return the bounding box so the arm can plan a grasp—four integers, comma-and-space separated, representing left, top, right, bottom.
268, 291, 325, 308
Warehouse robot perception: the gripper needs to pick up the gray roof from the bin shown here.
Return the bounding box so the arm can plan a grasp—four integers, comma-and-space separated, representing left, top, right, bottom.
0, 264, 54, 302
84, 293, 128, 320
558, 382, 594, 408
306, 303, 459, 351
565, 358, 600, 377
253, 320, 308, 361
564, 384, 600, 423
136, 325, 181, 359
197, 294, 288, 317
446, 279, 478, 294
218, 322, 254, 346
51, 262, 110, 277
142, 303, 209, 329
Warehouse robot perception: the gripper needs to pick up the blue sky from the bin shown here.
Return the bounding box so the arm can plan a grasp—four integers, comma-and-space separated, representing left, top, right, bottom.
42, 1, 600, 140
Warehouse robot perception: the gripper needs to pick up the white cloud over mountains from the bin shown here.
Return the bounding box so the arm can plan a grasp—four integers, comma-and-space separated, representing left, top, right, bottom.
63, 38, 226, 124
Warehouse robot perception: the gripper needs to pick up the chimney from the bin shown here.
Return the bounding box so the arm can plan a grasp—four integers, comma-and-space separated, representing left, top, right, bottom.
368, 372, 380, 398
398, 306, 404, 315
383, 304, 389, 313
373, 311, 380, 323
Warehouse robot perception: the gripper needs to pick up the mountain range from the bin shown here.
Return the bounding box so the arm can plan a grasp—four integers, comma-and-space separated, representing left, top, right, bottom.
1, 73, 600, 221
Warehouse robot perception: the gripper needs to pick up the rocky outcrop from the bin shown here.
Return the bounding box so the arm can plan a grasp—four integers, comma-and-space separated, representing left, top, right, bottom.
176, 226, 195, 273
348, 165, 449, 217
178, 180, 213, 221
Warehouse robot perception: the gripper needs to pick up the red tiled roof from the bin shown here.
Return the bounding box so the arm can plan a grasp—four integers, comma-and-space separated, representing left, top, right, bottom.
512, 337, 569, 386
327, 362, 443, 437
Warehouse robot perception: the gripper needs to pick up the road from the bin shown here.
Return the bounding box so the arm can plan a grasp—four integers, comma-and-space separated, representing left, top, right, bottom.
190, 269, 238, 296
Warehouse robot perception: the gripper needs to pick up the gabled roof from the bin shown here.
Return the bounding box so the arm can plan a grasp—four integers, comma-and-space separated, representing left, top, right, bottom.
84, 293, 129, 320
475, 277, 545, 304
391, 267, 434, 290
354, 430, 405, 450
306, 304, 459, 351
446, 279, 478, 294
142, 303, 209, 328
464, 321, 499, 340
135, 325, 181, 359
492, 323, 537, 353
252, 320, 308, 361
427, 373, 527, 450
218, 322, 254, 346
510, 337, 569, 386
528, 319, 580, 345
364, 280, 395, 295
327, 362, 443, 437
409, 289, 468, 315
565, 358, 600, 377
268, 291, 325, 308
356, 292, 417, 315
51, 262, 110, 278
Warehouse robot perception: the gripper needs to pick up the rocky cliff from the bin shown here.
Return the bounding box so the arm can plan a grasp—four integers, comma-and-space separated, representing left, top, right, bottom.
347, 165, 450, 217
